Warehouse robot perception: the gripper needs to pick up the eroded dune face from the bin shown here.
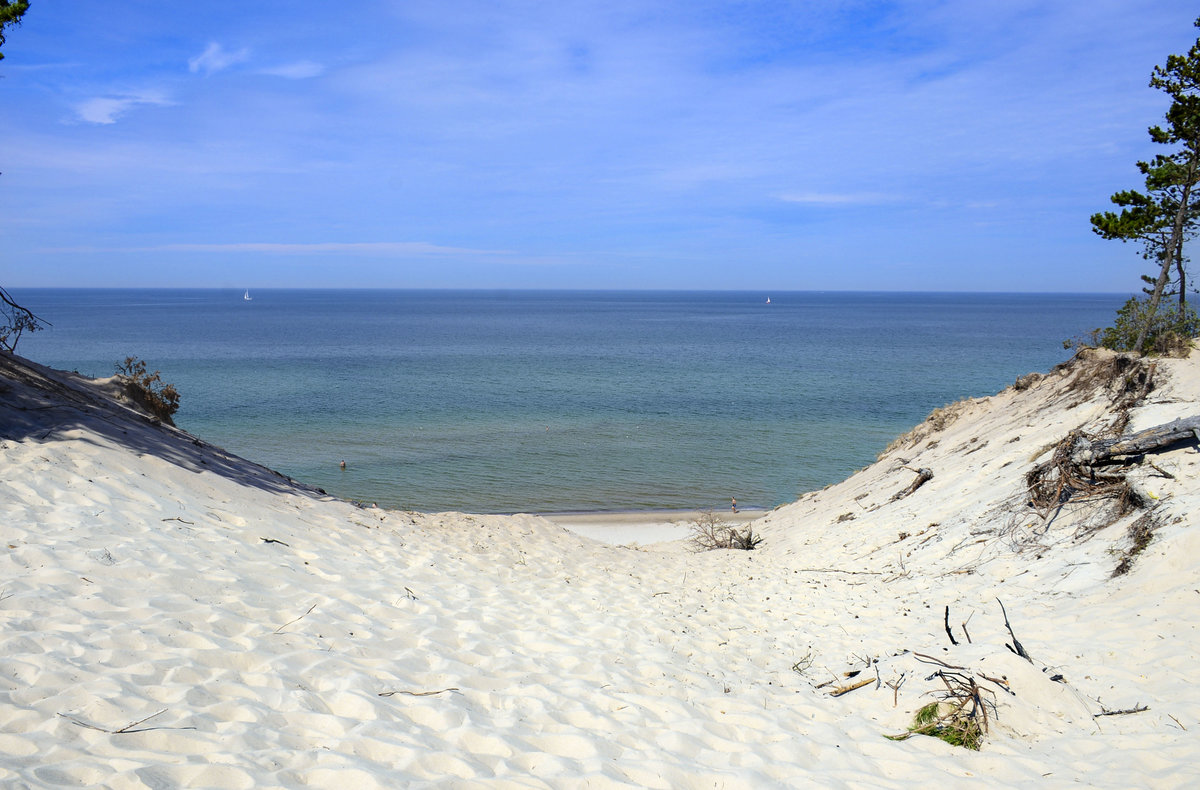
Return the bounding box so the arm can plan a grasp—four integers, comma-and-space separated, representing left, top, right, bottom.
1, 348, 1198, 789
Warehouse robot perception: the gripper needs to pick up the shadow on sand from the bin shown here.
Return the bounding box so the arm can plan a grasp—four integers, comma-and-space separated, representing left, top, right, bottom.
0, 351, 331, 502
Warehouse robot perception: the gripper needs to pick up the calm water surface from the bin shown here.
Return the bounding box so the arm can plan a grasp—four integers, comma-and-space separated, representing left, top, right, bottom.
13, 289, 1124, 513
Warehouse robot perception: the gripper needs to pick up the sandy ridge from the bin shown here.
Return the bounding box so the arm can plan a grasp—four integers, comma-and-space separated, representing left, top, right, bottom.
2, 349, 1199, 788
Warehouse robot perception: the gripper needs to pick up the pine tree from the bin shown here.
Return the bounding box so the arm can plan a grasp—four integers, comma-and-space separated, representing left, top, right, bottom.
1091, 17, 1200, 352
0, 2, 29, 61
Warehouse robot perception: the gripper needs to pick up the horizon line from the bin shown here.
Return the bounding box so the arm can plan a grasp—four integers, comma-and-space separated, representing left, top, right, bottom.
6, 286, 1137, 296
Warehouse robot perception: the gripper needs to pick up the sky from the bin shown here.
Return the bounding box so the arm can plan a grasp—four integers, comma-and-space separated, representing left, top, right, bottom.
2, 0, 1198, 291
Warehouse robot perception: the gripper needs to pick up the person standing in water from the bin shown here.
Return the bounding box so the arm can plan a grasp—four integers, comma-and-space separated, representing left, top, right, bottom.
731, 497, 738, 513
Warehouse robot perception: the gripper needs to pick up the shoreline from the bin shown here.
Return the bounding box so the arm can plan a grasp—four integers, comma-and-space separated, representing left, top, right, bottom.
543, 508, 770, 545
15, 289, 1123, 523
3, 347, 1199, 787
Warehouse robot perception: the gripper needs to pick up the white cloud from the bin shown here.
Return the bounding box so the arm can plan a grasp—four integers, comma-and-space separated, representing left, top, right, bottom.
74, 92, 171, 124
188, 42, 250, 75
260, 60, 325, 79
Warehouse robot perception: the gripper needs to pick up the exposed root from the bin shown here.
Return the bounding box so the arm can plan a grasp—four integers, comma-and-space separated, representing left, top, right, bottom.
1054, 349, 1156, 429
1024, 429, 1138, 531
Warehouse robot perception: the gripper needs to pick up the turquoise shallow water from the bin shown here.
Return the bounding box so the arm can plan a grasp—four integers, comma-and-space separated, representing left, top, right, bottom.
12, 289, 1125, 513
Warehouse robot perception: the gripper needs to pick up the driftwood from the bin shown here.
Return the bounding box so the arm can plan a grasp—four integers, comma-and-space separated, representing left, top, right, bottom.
829, 677, 874, 697
1027, 415, 1200, 520
890, 468, 933, 501
1094, 704, 1149, 717
1071, 415, 1200, 466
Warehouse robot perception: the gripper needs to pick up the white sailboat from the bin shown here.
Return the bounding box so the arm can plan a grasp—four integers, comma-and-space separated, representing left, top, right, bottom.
243, 290, 252, 301
765, 297, 771, 304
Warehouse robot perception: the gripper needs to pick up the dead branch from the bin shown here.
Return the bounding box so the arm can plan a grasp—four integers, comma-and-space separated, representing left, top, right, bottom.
912, 652, 968, 671
378, 688, 461, 697
891, 468, 933, 502
978, 674, 1016, 696
1094, 704, 1149, 717
944, 606, 959, 646
274, 602, 318, 634
0, 286, 50, 352
996, 598, 1032, 662
829, 677, 874, 697
885, 672, 907, 706
1146, 462, 1176, 479
57, 709, 195, 734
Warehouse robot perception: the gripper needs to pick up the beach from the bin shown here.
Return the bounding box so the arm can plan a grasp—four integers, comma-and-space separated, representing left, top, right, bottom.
548, 510, 768, 546
2, 348, 1199, 788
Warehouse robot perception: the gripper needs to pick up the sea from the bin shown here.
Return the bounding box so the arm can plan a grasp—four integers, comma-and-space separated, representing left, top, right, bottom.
10, 289, 1125, 514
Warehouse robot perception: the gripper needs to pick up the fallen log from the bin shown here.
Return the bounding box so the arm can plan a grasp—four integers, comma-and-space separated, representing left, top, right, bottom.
1072, 415, 1200, 465
890, 468, 933, 501
1027, 415, 1199, 516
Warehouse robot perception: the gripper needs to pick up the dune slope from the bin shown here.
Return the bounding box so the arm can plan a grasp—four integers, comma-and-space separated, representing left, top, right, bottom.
2, 349, 1198, 788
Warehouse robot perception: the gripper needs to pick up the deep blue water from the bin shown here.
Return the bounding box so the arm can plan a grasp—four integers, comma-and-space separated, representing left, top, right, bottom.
11, 289, 1124, 513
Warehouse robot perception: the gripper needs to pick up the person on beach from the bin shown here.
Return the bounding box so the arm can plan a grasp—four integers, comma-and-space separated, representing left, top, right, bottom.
731, 497, 738, 513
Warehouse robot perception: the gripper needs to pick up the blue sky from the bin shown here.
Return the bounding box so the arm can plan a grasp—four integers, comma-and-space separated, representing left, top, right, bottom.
2, 1, 1197, 290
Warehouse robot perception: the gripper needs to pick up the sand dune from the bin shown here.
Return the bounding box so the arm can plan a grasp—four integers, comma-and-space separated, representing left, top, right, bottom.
2, 348, 1198, 788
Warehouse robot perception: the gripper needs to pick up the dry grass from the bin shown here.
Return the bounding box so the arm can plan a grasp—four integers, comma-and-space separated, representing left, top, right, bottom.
687, 511, 763, 551
1012, 372, 1043, 391
878, 398, 974, 460
888, 667, 998, 749
886, 671, 996, 751
1060, 349, 1140, 394
115, 356, 180, 425
1113, 514, 1158, 577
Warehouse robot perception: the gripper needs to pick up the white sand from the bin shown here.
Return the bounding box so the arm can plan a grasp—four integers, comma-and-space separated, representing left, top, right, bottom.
2, 349, 1199, 788
549, 510, 768, 546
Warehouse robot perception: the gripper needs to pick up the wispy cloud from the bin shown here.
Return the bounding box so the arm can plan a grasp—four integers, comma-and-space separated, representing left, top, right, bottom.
38, 241, 513, 256
188, 42, 250, 75
260, 60, 325, 79
779, 192, 901, 206
73, 92, 172, 124
8, 1, 1196, 291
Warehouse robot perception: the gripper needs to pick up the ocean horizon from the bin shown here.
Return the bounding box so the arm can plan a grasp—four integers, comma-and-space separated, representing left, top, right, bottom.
11, 288, 1128, 514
